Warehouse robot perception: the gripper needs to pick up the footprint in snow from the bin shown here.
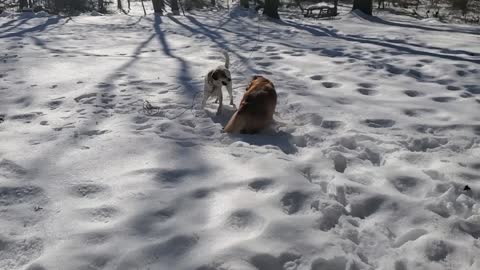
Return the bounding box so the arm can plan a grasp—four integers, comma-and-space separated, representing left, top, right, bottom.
357, 88, 378, 96
446, 85, 461, 91
0, 185, 47, 206
388, 175, 423, 194
225, 209, 264, 231
9, 112, 43, 123
117, 235, 198, 268
269, 55, 283, 60
322, 82, 341, 88
74, 93, 97, 103
456, 70, 468, 77
334, 97, 354, 105
78, 205, 120, 223
47, 100, 63, 110
403, 90, 424, 97
190, 187, 211, 199
321, 120, 344, 130
0, 236, 44, 269
309, 75, 324, 81
402, 108, 436, 117
69, 183, 109, 199
460, 92, 474, 98
363, 119, 396, 128
248, 178, 275, 192
281, 191, 309, 215
311, 256, 350, 270
465, 85, 480, 94
250, 253, 301, 270
431, 96, 456, 103
357, 82, 377, 89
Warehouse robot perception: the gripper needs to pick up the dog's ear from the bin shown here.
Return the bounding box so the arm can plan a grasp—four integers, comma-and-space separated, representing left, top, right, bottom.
246, 75, 260, 91
246, 81, 254, 91
211, 70, 220, 80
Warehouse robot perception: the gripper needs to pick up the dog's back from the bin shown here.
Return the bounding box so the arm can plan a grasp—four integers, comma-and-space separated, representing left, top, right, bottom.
224, 76, 277, 134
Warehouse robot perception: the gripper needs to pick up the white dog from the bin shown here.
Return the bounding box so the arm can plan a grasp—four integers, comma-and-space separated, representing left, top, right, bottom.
202, 51, 233, 115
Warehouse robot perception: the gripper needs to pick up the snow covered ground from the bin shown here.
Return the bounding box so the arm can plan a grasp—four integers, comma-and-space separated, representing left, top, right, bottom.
1, 2, 480, 270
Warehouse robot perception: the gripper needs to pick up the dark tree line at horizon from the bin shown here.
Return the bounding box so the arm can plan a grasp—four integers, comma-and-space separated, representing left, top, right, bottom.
5, 0, 478, 20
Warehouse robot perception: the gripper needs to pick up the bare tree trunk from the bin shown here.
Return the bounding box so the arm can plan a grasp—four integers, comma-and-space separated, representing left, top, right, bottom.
128, 0, 130, 10
54, 0, 64, 12
178, 0, 185, 15
142, 0, 147, 15
352, 0, 373, 15
19, 0, 28, 10
263, 0, 279, 19
98, 0, 105, 12
294, 0, 304, 12
152, 0, 164, 13
117, 0, 122, 10
170, 0, 180, 15
240, 0, 249, 8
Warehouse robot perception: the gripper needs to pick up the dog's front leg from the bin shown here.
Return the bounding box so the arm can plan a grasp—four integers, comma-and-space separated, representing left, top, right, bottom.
202, 83, 210, 108
227, 83, 234, 105
216, 91, 223, 115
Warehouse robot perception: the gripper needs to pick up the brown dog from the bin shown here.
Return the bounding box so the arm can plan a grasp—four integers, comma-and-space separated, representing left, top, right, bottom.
224, 75, 277, 134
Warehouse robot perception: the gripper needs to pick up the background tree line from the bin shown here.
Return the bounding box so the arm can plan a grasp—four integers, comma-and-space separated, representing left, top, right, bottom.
0, 0, 478, 22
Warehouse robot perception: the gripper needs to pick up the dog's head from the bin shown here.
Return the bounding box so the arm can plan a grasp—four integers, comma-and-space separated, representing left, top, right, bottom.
245, 75, 273, 91
211, 68, 231, 86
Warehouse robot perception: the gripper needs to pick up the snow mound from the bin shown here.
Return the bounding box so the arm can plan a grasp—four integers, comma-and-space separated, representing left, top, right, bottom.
35, 11, 49, 17
90, 10, 104, 16
0, 11, 15, 18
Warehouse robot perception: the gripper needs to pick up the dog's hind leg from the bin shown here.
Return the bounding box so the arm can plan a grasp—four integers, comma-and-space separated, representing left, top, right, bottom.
224, 112, 246, 133
202, 94, 208, 108
202, 81, 210, 108
216, 92, 223, 115
227, 83, 234, 105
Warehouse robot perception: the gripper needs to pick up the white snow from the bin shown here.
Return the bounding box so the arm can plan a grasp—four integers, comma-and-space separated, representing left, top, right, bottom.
1, 2, 480, 270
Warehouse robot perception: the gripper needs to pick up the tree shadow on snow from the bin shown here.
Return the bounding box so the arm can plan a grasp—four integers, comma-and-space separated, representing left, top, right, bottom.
0, 16, 62, 38
277, 20, 480, 64
154, 14, 198, 95
167, 13, 258, 76
353, 10, 480, 36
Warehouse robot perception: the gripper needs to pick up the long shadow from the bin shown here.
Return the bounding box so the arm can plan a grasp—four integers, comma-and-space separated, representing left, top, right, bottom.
30, 34, 147, 58
376, 37, 479, 57
24, 28, 158, 176
353, 10, 480, 36
0, 18, 20, 29
0, 17, 33, 34
0, 16, 61, 38
169, 14, 258, 76
184, 15, 222, 39
279, 20, 480, 64
154, 14, 197, 95
185, 14, 264, 46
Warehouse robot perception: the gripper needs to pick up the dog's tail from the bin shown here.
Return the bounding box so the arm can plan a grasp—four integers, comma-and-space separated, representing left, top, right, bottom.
222, 50, 230, 69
